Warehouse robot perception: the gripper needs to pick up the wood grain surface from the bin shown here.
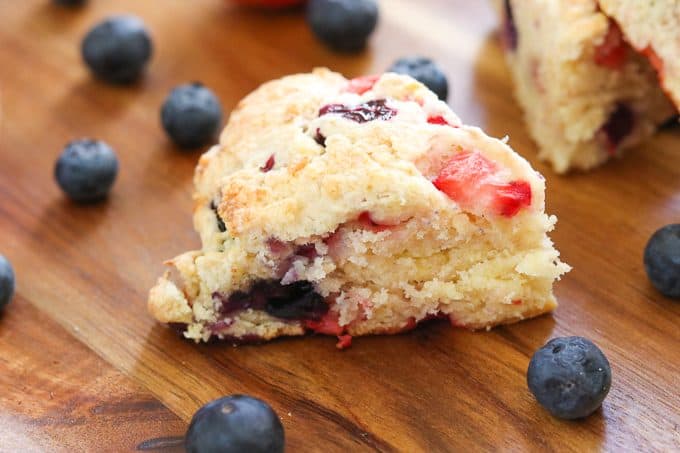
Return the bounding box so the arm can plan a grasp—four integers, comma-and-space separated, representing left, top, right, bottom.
0, 0, 679, 451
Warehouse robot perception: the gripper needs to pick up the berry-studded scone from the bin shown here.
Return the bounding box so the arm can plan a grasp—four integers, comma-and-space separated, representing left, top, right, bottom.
597, 0, 680, 109
493, 0, 676, 172
148, 69, 570, 348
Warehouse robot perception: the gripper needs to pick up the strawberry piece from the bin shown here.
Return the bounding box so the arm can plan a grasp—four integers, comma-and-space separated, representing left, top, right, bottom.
433, 150, 531, 217
427, 115, 450, 126
642, 46, 665, 80
402, 317, 417, 332
336, 334, 352, 349
491, 180, 532, 217
345, 75, 380, 95
594, 21, 628, 70
260, 154, 275, 172
433, 150, 497, 203
305, 311, 344, 335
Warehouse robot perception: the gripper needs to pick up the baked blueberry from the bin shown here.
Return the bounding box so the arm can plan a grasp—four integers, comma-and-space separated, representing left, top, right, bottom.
185, 395, 285, 453
81, 15, 152, 84
306, 0, 378, 52
644, 224, 680, 299
319, 99, 397, 123
0, 255, 15, 311
527, 336, 611, 419
388, 57, 449, 101
502, 0, 518, 50
55, 139, 118, 203
161, 83, 223, 149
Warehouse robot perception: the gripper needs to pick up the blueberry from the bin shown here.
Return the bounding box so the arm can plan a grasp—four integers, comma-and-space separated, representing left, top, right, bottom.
81, 15, 152, 84
185, 395, 285, 453
502, 0, 518, 50
318, 99, 397, 123
55, 139, 118, 203
0, 255, 15, 311
161, 83, 223, 149
644, 224, 680, 299
306, 0, 378, 53
388, 57, 449, 101
527, 336, 611, 419
54, 0, 86, 6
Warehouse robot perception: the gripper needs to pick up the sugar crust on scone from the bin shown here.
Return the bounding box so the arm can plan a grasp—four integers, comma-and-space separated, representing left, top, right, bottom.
492, 0, 675, 173
148, 69, 570, 346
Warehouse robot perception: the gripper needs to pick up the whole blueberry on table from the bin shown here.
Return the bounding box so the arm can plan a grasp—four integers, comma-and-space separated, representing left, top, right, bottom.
81, 15, 152, 84
54, 0, 87, 6
161, 82, 223, 149
527, 336, 611, 419
185, 395, 285, 453
306, 0, 378, 52
388, 57, 449, 101
0, 255, 15, 311
55, 139, 118, 203
644, 224, 680, 299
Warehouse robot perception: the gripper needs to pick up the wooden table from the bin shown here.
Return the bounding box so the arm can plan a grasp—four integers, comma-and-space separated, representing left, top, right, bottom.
1, 1, 678, 451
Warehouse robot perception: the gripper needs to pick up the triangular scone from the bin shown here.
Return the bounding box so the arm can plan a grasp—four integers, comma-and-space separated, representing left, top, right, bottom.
148, 69, 570, 347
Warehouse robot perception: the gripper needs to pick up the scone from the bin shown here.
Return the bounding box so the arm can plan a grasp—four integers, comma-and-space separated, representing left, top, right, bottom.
148, 69, 570, 348
597, 0, 680, 108
493, 0, 675, 172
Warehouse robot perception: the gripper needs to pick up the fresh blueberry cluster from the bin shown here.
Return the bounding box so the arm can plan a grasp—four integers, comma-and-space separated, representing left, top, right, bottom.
53, 16, 224, 203
185, 395, 285, 453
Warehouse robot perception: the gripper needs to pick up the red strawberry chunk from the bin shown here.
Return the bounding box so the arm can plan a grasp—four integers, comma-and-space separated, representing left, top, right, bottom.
594, 21, 628, 70
345, 75, 380, 95
336, 335, 353, 349
490, 180, 532, 217
305, 312, 344, 335
433, 150, 531, 217
427, 115, 451, 126
260, 154, 275, 172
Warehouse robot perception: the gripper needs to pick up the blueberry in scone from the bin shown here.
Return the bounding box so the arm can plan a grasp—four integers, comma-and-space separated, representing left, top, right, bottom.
528, 336, 611, 419
148, 69, 570, 348
0, 255, 15, 311
185, 395, 284, 453
55, 139, 118, 203
644, 224, 680, 299
388, 57, 449, 101
306, 0, 378, 52
82, 15, 152, 84
490, 0, 675, 172
161, 82, 223, 149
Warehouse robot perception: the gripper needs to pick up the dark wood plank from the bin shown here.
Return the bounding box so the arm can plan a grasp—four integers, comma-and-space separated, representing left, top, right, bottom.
0, 0, 678, 451
0, 297, 186, 452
